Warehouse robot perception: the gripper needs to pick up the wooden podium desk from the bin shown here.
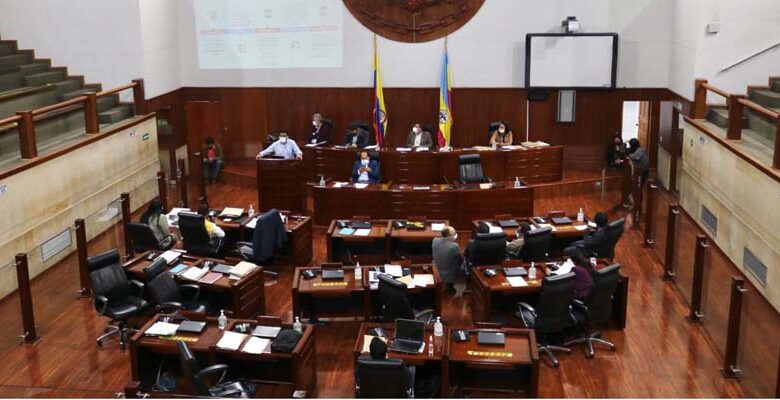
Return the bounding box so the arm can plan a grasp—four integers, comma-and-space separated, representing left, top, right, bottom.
302, 145, 563, 185
256, 157, 306, 213
129, 314, 316, 397
292, 265, 368, 321
327, 219, 391, 265
313, 182, 533, 229
123, 251, 265, 318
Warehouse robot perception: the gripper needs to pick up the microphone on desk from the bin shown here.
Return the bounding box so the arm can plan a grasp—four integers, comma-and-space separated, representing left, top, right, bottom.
442, 176, 450, 185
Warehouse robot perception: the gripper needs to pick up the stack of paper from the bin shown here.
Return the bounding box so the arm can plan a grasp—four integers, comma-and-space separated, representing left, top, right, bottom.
332, 182, 348, 188
241, 337, 271, 354
158, 250, 182, 265
230, 261, 257, 278
181, 266, 208, 281
431, 223, 445, 231
396, 147, 412, 152
384, 264, 403, 277
361, 335, 387, 353
220, 207, 244, 218
574, 225, 588, 231
412, 186, 431, 191
244, 217, 259, 229
354, 183, 369, 189
199, 272, 223, 285
145, 321, 179, 336
397, 275, 415, 289
538, 223, 557, 232
166, 207, 190, 226
216, 331, 247, 351
415, 147, 429, 152
506, 276, 528, 287
413, 274, 435, 287
488, 224, 504, 234
354, 228, 371, 236
479, 183, 493, 190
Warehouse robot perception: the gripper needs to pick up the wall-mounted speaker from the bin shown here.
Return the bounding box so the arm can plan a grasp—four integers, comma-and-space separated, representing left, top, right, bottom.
526, 90, 548, 101
557, 90, 576, 123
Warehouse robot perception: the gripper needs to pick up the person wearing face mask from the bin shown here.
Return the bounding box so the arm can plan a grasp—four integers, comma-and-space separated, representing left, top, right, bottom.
489, 121, 513, 146
506, 222, 532, 259
351, 151, 380, 183
606, 133, 627, 168
343, 124, 370, 148
308, 113, 332, 144
406, 123, 433, 148
257, 131, 303, 160
432, 225, 464, 293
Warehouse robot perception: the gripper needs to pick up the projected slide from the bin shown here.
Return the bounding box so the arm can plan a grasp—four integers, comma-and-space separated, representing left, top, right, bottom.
526, 34, 617, 89
195, 0, 343, 69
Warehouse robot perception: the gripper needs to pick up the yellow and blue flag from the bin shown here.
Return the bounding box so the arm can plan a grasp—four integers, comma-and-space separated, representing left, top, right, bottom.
372, 35, 387, 146
437, 39, 453, 147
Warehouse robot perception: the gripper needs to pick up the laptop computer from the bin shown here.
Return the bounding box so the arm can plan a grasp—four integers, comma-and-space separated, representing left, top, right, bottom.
389, 319, 425, 354
498, 219, 519, 228
551, 216, 572, 225
351, 221, 372, 230
477, 331, 506, 345
252, 325, 281, 339
503, 267, 527, 277
321, 269, 345, 280
177, 320, 206, 334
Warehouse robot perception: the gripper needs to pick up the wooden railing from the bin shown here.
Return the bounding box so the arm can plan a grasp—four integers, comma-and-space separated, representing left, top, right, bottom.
1, 78, 145, 160
693, 78, 780, 169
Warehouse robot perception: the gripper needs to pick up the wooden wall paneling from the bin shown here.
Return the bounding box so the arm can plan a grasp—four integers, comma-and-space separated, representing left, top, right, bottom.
382, 88, 439, 147
658, 100, 676, 154
218, 88, 269, 159
447, 88, 526, 148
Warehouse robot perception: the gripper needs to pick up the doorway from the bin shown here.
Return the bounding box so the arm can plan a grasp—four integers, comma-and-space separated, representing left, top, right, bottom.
621, 100, 650, 143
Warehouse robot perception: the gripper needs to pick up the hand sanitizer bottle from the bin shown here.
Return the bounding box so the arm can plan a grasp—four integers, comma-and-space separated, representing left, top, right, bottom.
433, 316, 443, 337
319, 176, 326, 187
514, 176, 521, 188
528, 262, 537, 281
577, 207, 584, 222
293, 316, 303, 333
217, 309, 227, 330
355, 261, 362, 281
247, 204, 255, 218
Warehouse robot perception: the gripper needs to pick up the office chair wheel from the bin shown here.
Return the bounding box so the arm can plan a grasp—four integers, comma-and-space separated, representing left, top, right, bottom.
97, 340, 103, 347
104, 327, 111, 333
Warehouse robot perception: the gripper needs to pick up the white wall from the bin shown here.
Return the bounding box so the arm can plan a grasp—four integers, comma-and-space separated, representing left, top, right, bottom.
0, 0, 144, 97
139, 0, 181, 98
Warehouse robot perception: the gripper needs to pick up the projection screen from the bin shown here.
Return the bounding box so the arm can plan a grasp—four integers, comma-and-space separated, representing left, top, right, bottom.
525, 33, 618, 89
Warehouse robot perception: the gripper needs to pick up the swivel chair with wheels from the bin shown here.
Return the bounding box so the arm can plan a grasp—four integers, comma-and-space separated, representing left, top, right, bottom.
517, 272, 576, 367
565, 263, 622, 357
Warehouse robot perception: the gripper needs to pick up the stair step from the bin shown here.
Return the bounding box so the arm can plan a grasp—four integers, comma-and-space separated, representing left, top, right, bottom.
23, 70, 65, 86
60, 87, 94, 101
97, 95, 118, 111
0, 53, 32, 68
17, 62, 49, 76
745, 109, 778, 144
50, 79, 83, 94
705, 107, 729, 128
0, 42, 16, 56
770, 78, 780, 93
749, 88, 780, 109
98, 104, 134, 124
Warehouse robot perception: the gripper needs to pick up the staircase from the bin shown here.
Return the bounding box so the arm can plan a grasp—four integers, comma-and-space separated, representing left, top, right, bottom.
0, 34, 136, 168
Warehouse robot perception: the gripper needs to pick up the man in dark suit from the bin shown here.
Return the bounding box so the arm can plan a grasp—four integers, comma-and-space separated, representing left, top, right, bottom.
344, 125, 370, 148
351, 151, 380, 183
307, 113, 332, 144
406, 123, 433, 148
571, 212, 608, 252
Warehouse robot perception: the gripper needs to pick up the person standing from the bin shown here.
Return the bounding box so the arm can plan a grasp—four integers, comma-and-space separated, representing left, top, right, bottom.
308, 113, 332, 144
627, 138, 649, 185
432, 226, 464, 293
202, 137, 224, 184
606, 134, 628, 168
258, 132, 303, 160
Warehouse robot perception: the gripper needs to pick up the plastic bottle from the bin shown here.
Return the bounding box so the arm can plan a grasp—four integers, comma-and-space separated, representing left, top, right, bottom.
514, 176, 521, 188
247, 204, 255, 218
293, 316, 303, 333
577, 207, 585, 222
528, 262, 537, 281
355, 261, 362, 281
428, 335, 434, 356
433, 316, 443, 337
217, 309, 227, 330
319, 176, 326, 187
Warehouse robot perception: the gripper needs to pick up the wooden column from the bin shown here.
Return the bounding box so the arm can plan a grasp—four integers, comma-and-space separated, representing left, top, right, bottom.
721, 277, 746, 379
121, 192, 133, 259
132, 78, 146, 116
663, 204, 679, 281
692, 79, 708, 119
726, 94, 745, 140
83, 92, 99, 134
688, 234, 708, 322
15, 254, 39, 343
157, 170, 168, 213
193, 152, 208, 207
643, 180, 657, 247
16, 110, 37, 159
177, 159, 188, 208
632, 175, 644, 226
74, 219, 90, 297
774, 115, 780, 169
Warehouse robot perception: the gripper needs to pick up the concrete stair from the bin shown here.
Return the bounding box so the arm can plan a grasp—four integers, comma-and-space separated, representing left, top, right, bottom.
98, 104, 134, 124
0, 53, 32, 69
0, 41, 16, 56
23, 70, 65, 86
749, 88, 780, 109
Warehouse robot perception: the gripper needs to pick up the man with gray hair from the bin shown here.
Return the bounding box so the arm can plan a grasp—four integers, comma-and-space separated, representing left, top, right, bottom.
432, 225, 464, 293
308, 112, 332, 144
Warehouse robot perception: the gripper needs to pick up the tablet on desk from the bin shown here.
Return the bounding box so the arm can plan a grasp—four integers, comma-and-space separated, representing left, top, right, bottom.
322, 269, 345, 280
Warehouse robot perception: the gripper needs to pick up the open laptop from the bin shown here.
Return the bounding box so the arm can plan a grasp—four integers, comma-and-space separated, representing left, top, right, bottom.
389, 319, 425, 354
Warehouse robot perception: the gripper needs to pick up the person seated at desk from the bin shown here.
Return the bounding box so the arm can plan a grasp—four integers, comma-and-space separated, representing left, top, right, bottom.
197, 206, 226, 240
571, 212, 608, 251
202, 136, 224, 184
567, 248, 596, 301
258, 132, 303, 160
308, 113, 332, 144
606, 134, 627, 168
140, 198, 176, 248
344, 125, 370, 148
355, 337, 415, 395
406, 123, 433, 148
489, 121, 513, 146
352, 151, 380, 183
432, 226, 463, 294
506, 222, 532, 258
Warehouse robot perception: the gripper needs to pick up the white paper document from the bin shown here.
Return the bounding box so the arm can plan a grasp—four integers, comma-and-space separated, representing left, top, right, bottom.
230, 261, 258, 278
220, 207, 244, 218
383, 264, 403, 277
415, 147, 429, 152
145, 321, 179, 336
181, 266, 208, 281
431, 223, 445, 231
574, 225, 588, 231
587, 221, 598, 228
158, 250, 182, 264
537, 223, 557, 232
354, 183, 368, 189
488, 224, 503, 234
354, 228, 371, 236
245, 217, 259, 229
506, 276, 528, 287
413, 274, 435, 287
396, 147, 412, 152
217, 331, 247, 351
241, 336, 271, 354
332, 182, 348, 188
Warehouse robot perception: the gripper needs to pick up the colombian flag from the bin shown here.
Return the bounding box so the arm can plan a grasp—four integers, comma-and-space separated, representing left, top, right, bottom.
437, 40, 453, 147
372, 35, 387, 147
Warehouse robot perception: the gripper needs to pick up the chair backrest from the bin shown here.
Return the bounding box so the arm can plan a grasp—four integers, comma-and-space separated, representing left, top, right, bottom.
470, 232, 507, 266
488, 121, 501, 139
518, 227, 553, 262
354, 151, 380, 161
321, 262, 343, 270
377, 274, 415, 321
87, 249, 130, 308
356, 357, 408, 398
178, 341, 211, 396
547, 210, 566, 218
593, 218, 625, 259
458, 154, 484, 184
585, 263, 622, 325
127, 222, 162, 251
178, 212, 212, 256
535, 272, 576, 334
143, 258, 181, 305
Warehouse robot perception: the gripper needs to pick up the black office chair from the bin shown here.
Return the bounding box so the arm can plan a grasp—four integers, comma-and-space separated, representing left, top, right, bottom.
466, 232, 507, 267
517, 226, 553, 262
591, 218, 625, 260
487, 121, 501, 140
355, 357, 416, 398
458, 154, 490, 184
178, 341, 250, 398
178, 212, 222, 257
377, 274, 435, 323
143, 258, 208, 314
564, 263, 622, 358
88, 249, 148, 349
235, 209, 284, 278
127, 222, 173, 253
517, 272, 576, 367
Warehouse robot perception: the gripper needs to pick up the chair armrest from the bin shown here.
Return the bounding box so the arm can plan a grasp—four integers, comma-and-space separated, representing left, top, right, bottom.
128, 279, 145, 297
405, 365, 416, 398
155, 302, 183, 314
572, 299, 588, 312
196, 364, 229, 385
235, 241, 253, 248
413, 309, 436, 324
518, 302, 536, 317
94, 295, 110, 315
178, 284, 201, 302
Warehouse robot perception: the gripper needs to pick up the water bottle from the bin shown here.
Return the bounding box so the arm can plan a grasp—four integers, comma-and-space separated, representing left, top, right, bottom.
319, 176, 326, 187
433, 316, 443, 337
293, 316, 303, 333
428, 335, 434, 356
577, 207, 584, 222
217, 310, 227, 330
355, 261, 362, 281
247, 204, 255, 218
514, 176, 521, 188
491, 142, 497, 150
528, 262, 537, 281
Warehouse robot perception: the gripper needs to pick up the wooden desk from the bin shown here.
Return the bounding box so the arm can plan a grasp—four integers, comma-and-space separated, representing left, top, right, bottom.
313, 182, 533, 229
327, 219, 391, 265
129, 314, 316, 397
124, 251, 265, 318
256, 158, 306, 213
389, 220, 448, 263
292, 266, 368, 321
470, 262, 629, 329
364, 264, 443, 318
446, 327, 538, 397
